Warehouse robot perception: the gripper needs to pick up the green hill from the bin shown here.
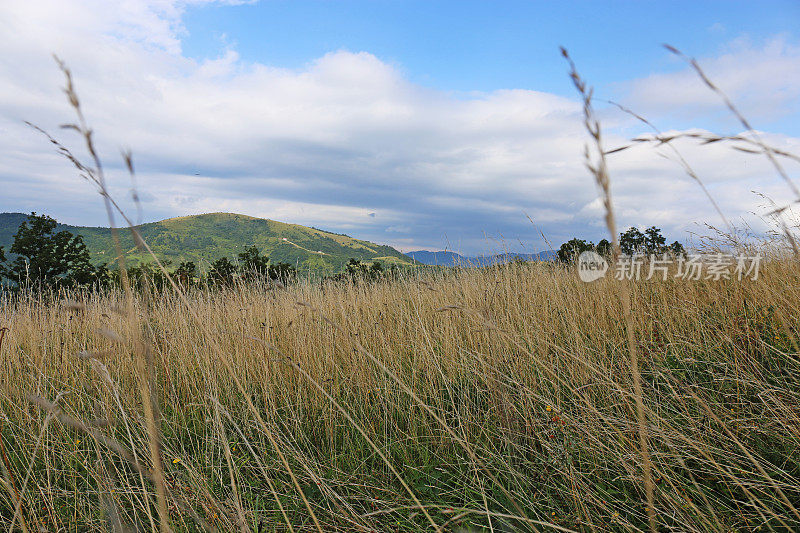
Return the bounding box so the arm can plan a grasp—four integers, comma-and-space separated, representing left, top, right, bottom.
0, 212, 416, 274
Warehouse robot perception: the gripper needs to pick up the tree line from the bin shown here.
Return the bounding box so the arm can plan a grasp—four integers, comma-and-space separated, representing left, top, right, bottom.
3, 214, 683, 289
0, 213, 398, 290
557, 226, 686, 262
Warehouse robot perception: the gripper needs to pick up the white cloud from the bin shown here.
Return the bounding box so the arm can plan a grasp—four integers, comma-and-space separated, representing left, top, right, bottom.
619, 36, 800, 124
0, 1, 798, 253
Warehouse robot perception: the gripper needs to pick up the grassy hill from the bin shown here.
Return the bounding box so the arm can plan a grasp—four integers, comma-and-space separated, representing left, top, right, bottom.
0, 212, 416, 274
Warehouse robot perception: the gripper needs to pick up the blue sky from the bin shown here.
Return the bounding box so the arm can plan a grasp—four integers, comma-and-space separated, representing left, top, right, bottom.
1, 1, 799, 254
181, 1, 797, 97
181, 0, 800, 137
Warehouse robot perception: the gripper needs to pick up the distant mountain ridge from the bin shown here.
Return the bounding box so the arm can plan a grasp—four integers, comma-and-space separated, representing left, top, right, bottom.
405, 249, 556, 266
0, 212, 415, 274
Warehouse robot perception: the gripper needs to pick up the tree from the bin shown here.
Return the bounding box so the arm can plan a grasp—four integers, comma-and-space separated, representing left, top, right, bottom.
558, 238, 594, 262
124, 261, 171, 290
1, 213, 105, 288
344, 258, 386, 281
345, 258, 368, 278
596, 239, 612, 257
237, 246, 270, 279
386, 263, 401, 280
558, 227, 685, 262
644, 226, 667, 254
369, 261, 384, 279
209, 257, 237, 286
267, 261, 296, 283
669, 241, 686, 257
174, 261, 198, 287
619, 227, 646, 256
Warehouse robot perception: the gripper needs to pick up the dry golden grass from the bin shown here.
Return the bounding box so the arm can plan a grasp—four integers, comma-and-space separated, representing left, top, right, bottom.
0, 262, 799, 531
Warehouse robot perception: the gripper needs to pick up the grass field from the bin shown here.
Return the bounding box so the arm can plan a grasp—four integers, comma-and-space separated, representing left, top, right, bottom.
1, 46, 798, 532
0, 259, 798, 531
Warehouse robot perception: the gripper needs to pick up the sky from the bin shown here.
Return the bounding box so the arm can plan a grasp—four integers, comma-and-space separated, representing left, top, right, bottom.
1, 1, 799, 255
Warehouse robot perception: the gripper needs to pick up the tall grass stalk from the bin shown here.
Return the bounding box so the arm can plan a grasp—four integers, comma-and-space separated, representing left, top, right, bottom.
1, 262, 800, 530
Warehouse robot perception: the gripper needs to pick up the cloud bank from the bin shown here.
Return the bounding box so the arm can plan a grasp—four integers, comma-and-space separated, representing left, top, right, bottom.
1, 1, 798, 253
